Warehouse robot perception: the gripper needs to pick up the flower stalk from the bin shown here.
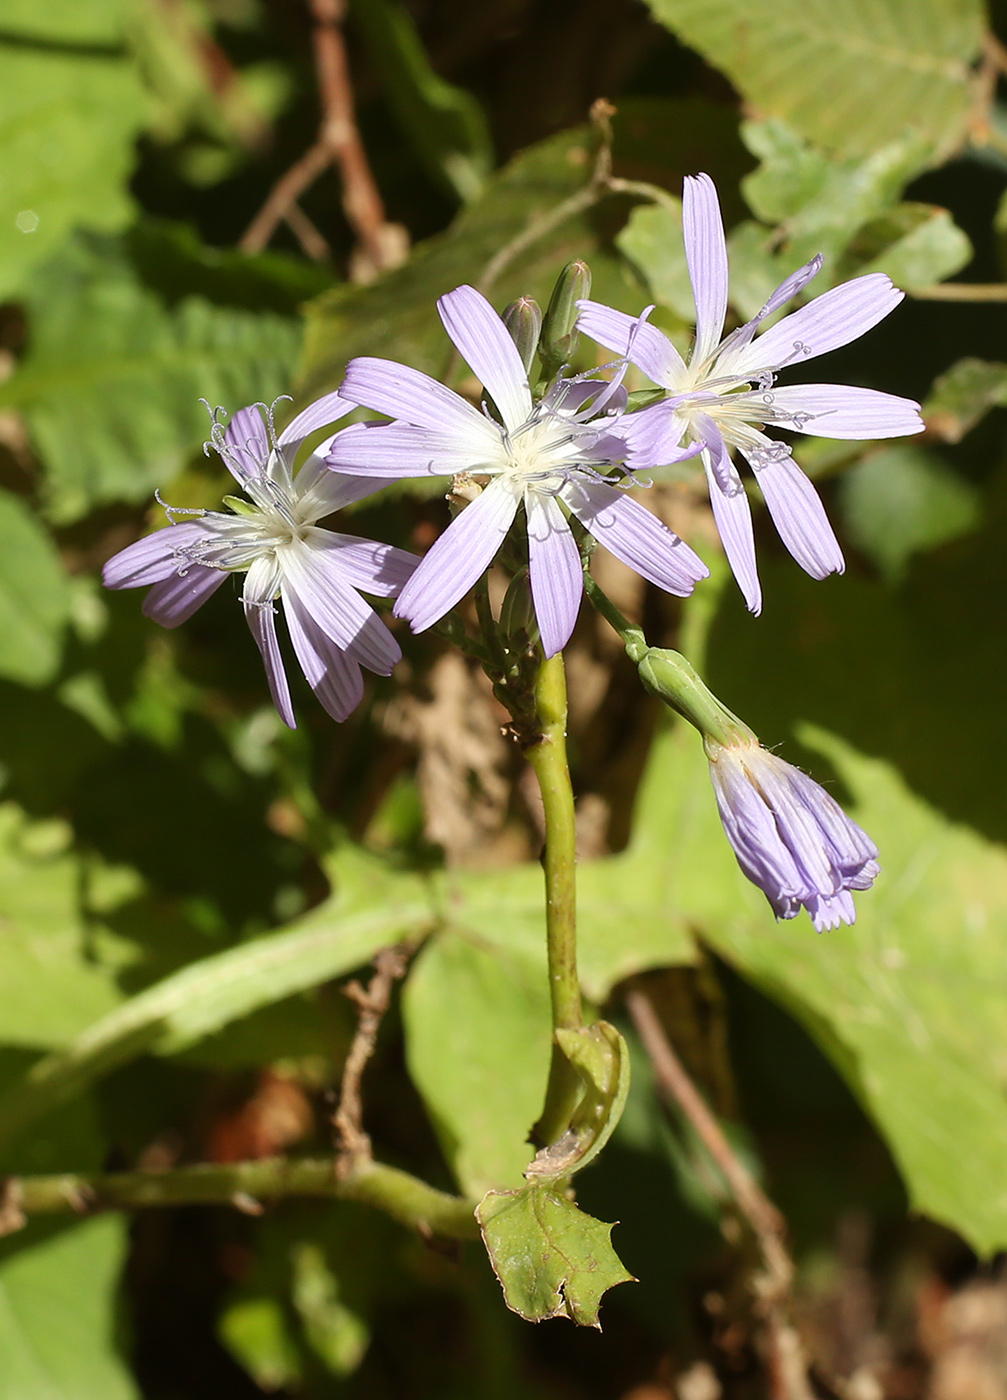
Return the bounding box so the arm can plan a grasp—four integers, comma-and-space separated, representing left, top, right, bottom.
524, 650, 585, 1146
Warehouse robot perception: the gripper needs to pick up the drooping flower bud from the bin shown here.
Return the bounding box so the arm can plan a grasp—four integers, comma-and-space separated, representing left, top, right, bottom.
705, 738, 879, 931
502, 297, 542, 376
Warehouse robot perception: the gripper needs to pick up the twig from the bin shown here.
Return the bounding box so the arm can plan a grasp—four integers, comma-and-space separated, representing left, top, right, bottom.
333, 945, 411, 1171
909, 282, 1007, 301
284, 201, 332, 262
625, 985, 815, 1400
0, 1157, 478, 1239
240, 0, 406, 279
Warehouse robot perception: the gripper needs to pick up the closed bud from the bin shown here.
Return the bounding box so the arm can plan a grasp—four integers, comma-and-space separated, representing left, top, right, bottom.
540, 260, 592, 374
502, 297, 542, 375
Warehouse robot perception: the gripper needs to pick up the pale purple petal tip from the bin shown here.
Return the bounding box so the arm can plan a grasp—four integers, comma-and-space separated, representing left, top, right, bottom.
682, 173, 729, 365
766, 384, 923, 440
749, 453, 844, 580
697, 419, 761, 614
278, 541, 401, 675
575, 300, 686, 387
224, 405, 270, 482
340, 356, 496, 442
103, 523, 207, 590
326, 421, 487, 478
243, 556, 296, 729
732, 273, 903, 377
306, 530, 419, 598
437, 285, 533, 432
278, 391, 353, 452
526, 493, 583, 657
284, 587, 366, 723
394, 479, 519, 634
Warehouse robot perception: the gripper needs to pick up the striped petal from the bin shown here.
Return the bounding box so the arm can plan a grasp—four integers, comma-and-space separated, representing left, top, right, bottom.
683, 174, 729, 365
437, 285, 533, 432
526, 492, 583, 657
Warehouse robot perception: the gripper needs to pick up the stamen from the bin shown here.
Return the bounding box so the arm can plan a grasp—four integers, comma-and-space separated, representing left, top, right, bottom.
155, 488, 207, 525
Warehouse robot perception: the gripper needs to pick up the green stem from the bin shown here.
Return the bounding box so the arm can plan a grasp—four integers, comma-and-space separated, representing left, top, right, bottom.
525, 651, 584, 1145
8, 1157, 478, 1240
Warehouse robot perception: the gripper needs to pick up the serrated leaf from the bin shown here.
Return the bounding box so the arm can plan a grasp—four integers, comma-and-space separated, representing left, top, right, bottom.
0, 489, 69, 685
0, 846, 433, 1153
839, 445, 980, 580
0, 232, 302, 523
0, 1216, 137, 1400
403, 928, 552, 1195
643, 0, 984, 159
0, 1, 146, 300
924, 357, 1007, 443
477, 1185, 634, 1326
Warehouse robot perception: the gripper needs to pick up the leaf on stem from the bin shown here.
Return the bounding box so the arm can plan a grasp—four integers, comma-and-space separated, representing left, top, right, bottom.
476, 1184, 634, 1327
525, 1021, 630, 1182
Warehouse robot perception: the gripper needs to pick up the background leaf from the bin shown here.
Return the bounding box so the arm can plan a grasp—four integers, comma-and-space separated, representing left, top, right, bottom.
0, 489, 69, 685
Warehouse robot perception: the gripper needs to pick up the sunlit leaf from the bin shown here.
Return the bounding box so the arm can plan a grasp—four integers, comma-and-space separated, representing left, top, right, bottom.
924, 357, 1007, 443
0, 489, 69, 685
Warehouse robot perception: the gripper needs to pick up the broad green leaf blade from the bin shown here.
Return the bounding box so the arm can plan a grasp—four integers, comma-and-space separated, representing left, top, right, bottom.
477, 1185, 634, 1326
0, 233, 302, 523
0, 2, 145, 299
0, 804, 131, 1050
402, 928, 552, 1195
839, 446, 980, 580
352, 0, 493, 203
644, 0, 984, 159
0, 489, 69, 685
0, 1216, 137, 1400
0, 847, 433, 1153
924, 358, 1007, 443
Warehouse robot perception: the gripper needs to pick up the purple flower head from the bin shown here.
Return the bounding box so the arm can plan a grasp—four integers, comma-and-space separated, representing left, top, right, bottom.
706, 738, 879, 931
577, 173, 924, 614
102, 394, 418, 728
327, 284, 709, 657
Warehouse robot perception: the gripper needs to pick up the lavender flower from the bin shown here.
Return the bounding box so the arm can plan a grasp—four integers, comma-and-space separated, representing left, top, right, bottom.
577, 173, 924, 613
103, 395, 417, 727
706, 738, 879, 930
326, 284, 708, 657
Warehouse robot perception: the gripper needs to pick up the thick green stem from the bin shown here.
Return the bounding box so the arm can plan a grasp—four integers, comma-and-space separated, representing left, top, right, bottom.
525, 651, 584, 1145
6, 1157, 478, 1240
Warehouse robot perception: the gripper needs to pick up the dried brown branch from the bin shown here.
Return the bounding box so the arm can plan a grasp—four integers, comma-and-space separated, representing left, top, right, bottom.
625, 985, 816, 1400
240, 0, 407, 279
333, 946, 411, 1173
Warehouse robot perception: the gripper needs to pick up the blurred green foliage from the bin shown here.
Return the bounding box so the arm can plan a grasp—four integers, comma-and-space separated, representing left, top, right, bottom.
1, 0, 1006, 1394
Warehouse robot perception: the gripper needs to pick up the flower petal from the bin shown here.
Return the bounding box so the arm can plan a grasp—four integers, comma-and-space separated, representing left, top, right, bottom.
243, 554, 296, 729
277, 539, 401, 674
326, 420, 498, 478
340, 356, 498, 441
102, 523, 207, 589
575, 300, 686, 387
294, 448, 388, 518
746, 449, 844, 580
302, 528, 418, 597
696, 416, 761, 615
717, 255, 824, 368
564, 479, 708, 596
437, 285, 533, 433
223, 404, 270, 483
394, 478, 519, 634
763, 383, 923, 439
283, 586, 365, 723
142, 563, 227, 627
683, 174, 729, 365
526, 493, 583, 657
731, 273, 903, 377
278, 391, 353, 452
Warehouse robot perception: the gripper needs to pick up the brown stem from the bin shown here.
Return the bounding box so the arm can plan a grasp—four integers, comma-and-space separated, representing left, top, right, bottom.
333, 945, 411, 1171
240, 0, 405, 278
284, 202, 332, 261
909, 282, 1007, 301
625, 986, 815, 1400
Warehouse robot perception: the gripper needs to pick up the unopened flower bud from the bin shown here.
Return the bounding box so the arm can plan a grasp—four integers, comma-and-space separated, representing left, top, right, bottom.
540, 260, 592, 375
502, 297, 542, 375
706, 738, 879, 931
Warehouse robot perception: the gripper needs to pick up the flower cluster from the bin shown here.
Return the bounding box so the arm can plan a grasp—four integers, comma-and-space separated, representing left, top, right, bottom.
104, 171, 905, 927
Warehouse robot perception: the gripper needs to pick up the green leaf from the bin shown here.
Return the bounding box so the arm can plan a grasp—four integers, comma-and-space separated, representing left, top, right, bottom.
924, 357, 1007, 443
0, 1216, 136, 1400
219, 1298, 302, 1393
838, 445, 980, 580
0, 846, 433, 1153
0, 232, 302, 523
402, 927, 552, 1195
0, 803, 133, 1051
526, 1022, 631, 1182
477, 1185, 634, 1326
643, 0, 984, 158
352, 0, 492, 203
846, 203, 971, 288
0, 489, 69, 685
291, 1241, 369, 1377
0, 1, 146, 299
